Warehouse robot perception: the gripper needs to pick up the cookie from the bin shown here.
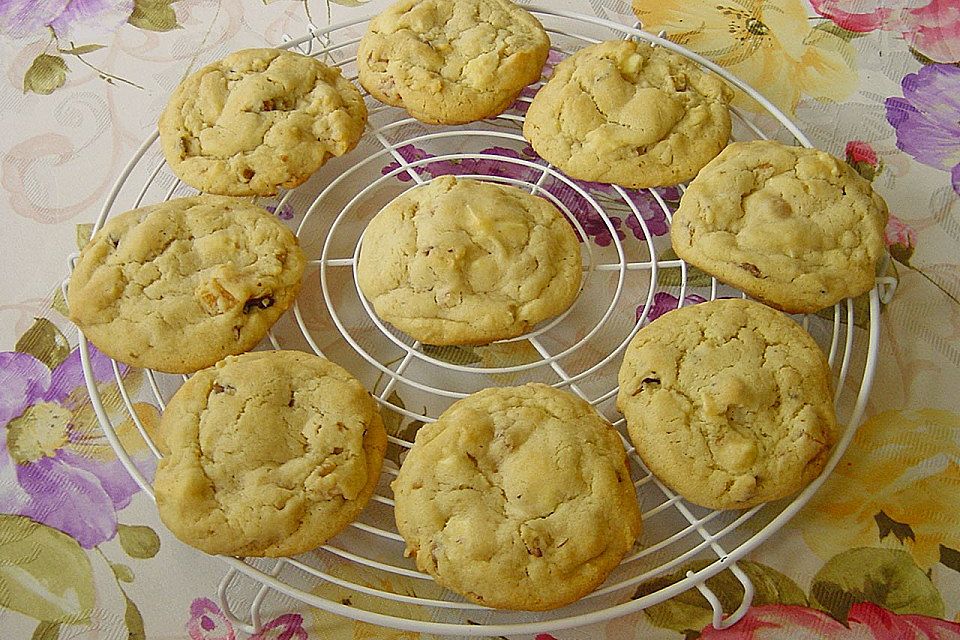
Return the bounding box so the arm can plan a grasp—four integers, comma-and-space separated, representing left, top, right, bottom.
159, 48, 367, 196
616, 299, 838, 510
356, 176, 582, 345
392, 383, 641, 610
67, 195, 305, 374
523, 40, 733, 188
357, 0, 549, 124
670, 140, 889, 313
154, 350, 387, 557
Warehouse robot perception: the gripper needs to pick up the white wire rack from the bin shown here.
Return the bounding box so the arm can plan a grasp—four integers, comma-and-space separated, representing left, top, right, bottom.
69, 7, 890, 637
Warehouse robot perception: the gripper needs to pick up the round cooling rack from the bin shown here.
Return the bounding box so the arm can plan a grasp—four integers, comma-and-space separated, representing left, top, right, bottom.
69, 6, 894, 637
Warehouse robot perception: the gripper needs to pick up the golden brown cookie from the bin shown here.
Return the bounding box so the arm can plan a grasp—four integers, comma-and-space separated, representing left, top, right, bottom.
154, 350, 386, 557
617, 299, 839, 510
523, 39, 733, 188
393, 383, 641, 610
671, 140, 889, 313
67, 195, 305, 374
357, 0, 549, 124
356, 176, 582, 345
159, 48, 367, 196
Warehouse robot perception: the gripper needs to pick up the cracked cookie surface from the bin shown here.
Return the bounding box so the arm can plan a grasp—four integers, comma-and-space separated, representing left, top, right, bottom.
392, 383, 641, 610
356, 176, 582, 345
617, 299, 838, 510
159, 48, 367, 196
67, 195, 305, 373
522, 40, 733, 188
357, 0, 549, 124
671, 140, 889, 313
154, 350, 386, 557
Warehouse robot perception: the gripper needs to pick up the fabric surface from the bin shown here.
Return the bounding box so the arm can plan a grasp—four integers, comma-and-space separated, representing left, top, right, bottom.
0, 0, 958, 638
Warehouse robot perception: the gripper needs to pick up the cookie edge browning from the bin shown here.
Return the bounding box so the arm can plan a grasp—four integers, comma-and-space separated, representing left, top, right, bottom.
671, 141, 890, 314
66, 196, 306, 374
158, 48, 368, 197
153, 350, 387, 557
356, 0, 550, 125
392, 383, 642, 610
616, 299, 839, 510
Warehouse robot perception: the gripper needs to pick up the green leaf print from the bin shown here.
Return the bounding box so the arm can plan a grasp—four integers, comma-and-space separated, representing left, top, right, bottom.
811, 547, 944, 623
875, 510, 917, 544
128, 0, 180, 32
110, 562, 135, 583
634, 560, 807, 635
0, 515, 95, 623
31, 622, 60, 640
420, 344, 482, 365
15, 318, 71, 372
657, 247, 712, 288
52, 288, 70, 318
23, 54, 69, 95
124, 594, 146, 640
381, 391, 406, 437
939, 545, 960, 574
75, 223, 94, 250
117, 524, 161, 559
813, 22, 868, 43
58, 44, 106, 56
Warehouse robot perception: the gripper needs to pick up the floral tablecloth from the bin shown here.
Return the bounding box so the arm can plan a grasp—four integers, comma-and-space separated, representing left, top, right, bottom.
1, 0, 959, 638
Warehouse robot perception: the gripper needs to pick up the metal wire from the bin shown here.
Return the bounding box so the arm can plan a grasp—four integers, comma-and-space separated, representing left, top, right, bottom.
73, 6, 883, 636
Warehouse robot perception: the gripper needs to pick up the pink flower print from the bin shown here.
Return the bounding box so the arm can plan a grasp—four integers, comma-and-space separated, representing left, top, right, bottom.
885, 213, 918, 265
187, 598, 306, 640
899, 0, 960, 63
699, 602, 960, 639
811, 0, 960, 62
250, 613, 308, 640
810, 0, 928, 33
846, 140, 879, 165
845, 140, 883, 181
187, 598, 236, 640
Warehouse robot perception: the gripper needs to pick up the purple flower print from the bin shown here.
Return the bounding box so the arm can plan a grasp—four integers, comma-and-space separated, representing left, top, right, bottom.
458, 146, 543, 182
542, 48, 567, 79
0, 0, 135, 42
379, 144, 671, 246
380, 144, 442, 182
510, 49, 568, 113
0, 345, 144, 548
623, 190, 671, 238
265, 203, 295, 221
885, 64, 960, 195
187, 598, 307, 640
640, 292, 708, 323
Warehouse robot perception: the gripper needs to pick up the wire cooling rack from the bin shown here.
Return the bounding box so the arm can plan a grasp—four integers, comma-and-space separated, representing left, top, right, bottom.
70, 6, 892, 637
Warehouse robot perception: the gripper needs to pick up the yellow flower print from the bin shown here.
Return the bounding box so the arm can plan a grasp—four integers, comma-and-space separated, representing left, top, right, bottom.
308, 556, 444, 640
632, 0, 858, 114
796, 409, 960, 569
